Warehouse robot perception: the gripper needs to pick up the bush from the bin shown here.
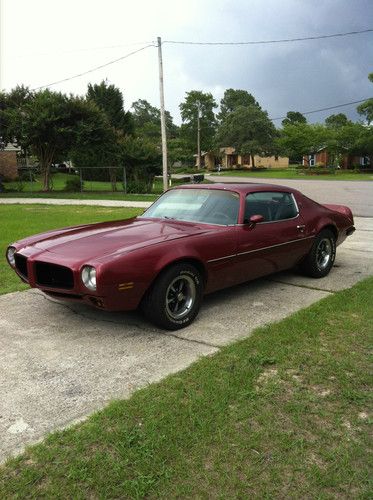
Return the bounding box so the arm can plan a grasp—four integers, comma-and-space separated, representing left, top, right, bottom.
18, 170, 36, 182
124, 180, 152, 194
64, 176, 82, 192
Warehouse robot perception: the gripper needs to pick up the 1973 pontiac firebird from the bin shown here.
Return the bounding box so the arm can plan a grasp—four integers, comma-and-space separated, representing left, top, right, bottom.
6, 183, 355, 330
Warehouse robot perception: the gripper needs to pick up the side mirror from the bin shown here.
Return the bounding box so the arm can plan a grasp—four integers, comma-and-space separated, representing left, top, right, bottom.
248, 214, 264, 226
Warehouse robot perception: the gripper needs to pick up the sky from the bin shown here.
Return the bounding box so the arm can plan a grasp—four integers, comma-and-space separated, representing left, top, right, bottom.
0, 0, 372, 125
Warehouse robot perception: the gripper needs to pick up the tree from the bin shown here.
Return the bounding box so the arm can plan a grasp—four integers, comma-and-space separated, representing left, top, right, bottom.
119, 135, 161, 192
325, 113, 350, 128
357, 73, 373, 124
4, 88, 111, 190
131, 99, 178, 141
216, 105, 277, 167
87, 80, 133, 135
70, 99, 119, 187
87, 81, 137, 190
0, 86, 32, 148
353, 123, 373, 167
281, 111, 307, 127
179, 91, 217, 158
277, 123, 327, 163
218, 89, 259, 122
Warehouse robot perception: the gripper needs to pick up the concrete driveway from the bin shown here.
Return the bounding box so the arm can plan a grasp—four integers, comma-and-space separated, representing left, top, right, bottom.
1, 217, 372, 463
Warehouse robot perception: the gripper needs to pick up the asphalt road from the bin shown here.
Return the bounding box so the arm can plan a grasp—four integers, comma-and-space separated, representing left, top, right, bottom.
1, 217, 372, 463
1, 176, 373, 217
206, 175, 373, 217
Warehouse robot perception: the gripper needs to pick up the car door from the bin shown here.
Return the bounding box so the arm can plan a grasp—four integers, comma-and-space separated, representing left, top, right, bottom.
234, 191, 311, 282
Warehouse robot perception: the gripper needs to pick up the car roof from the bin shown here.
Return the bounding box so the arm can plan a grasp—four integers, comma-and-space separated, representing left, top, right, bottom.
173, 182, 299, 195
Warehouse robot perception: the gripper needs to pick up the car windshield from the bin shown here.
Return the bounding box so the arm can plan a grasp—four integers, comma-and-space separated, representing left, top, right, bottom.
141, 188, 240, 225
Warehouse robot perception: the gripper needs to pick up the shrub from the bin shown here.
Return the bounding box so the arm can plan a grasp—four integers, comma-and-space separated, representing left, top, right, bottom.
125, 180, 152, 194
64, 176, 82, 192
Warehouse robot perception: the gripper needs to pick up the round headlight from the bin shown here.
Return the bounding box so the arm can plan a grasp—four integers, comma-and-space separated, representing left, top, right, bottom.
81, 266, 97, 291
6, 247, 16, 267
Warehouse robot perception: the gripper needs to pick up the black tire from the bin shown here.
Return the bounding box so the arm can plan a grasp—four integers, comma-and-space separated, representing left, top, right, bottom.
141, 263, 204, 330
300, 229, 336, 278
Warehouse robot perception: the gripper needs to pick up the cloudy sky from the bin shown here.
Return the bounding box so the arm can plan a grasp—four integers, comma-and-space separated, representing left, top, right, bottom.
1, 0, 372, 125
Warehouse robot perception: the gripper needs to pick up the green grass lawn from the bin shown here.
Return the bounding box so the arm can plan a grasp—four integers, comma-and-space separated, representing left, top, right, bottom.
4, 172, 125, 192
0, 191, 158, 201
0, 274, 372, 498
216, 168, 373, 181
0, 205, 144, 295
1, 173, 191, 200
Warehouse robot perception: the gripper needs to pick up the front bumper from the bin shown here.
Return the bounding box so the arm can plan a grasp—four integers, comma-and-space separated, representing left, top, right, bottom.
11, 251, 144, 311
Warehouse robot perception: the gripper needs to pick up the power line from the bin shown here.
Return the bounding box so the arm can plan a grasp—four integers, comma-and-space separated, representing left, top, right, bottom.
14, 41, 155, 60
270, 98, 371, 121
32, 44, 155, 91
164, 28, 373, 46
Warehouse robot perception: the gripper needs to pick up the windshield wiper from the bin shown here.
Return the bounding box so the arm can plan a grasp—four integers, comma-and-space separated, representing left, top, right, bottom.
162, 216, 176, 220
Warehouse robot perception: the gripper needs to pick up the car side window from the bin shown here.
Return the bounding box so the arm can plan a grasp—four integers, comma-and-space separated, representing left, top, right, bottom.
245, 192, 298, 222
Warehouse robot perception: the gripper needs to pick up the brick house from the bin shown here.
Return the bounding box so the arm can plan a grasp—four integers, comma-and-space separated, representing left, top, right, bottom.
0, 143, 21, 180
195, 147, 289, 170
302, 147, 370, 168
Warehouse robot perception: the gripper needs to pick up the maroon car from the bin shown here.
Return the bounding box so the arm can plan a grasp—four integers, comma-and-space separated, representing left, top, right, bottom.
6, 183, 355, 330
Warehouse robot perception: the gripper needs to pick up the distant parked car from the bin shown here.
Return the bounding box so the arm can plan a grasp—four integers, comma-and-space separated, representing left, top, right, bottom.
7, 183, 355, 330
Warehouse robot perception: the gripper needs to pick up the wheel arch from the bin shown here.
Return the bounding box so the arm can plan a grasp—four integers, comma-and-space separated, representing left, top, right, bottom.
142, 257, 208, 300
319, 223, 338, 241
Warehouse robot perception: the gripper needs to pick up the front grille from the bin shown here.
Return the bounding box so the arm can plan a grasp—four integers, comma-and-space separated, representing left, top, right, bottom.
35, 262, 74, 289
14, 254, 28, 279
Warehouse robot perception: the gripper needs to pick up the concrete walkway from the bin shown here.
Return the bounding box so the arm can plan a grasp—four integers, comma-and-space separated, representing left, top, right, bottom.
0, 217, 372, 463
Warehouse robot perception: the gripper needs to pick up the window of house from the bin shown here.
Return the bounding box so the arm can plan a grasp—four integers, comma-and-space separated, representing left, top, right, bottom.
245, 192, 298, 222
360, 156, 370, 167
309, 154, 316, 167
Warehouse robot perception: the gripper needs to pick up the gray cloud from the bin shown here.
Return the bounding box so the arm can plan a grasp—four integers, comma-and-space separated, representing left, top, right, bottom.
2, 0, 372, 125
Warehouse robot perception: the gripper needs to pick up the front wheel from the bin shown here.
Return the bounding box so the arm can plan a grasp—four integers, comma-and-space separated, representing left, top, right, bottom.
142, 263, 204, 330
300, 229, 336, 278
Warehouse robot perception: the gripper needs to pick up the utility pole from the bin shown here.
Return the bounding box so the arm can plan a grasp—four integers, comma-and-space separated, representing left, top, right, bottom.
197, 102, 201, 170
157, 37, 168, 192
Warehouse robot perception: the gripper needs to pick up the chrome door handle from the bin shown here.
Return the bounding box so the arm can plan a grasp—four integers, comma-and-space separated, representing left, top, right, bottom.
297, 224, 305, 232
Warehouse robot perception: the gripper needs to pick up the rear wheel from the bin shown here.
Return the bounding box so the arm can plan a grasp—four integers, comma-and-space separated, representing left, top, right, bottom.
300, 229, 336, 278
142, 263, 204, 330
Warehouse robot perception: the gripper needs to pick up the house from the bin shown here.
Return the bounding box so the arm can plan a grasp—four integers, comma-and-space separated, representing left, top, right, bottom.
0, 143, 21, 180
193, 151, 217, 170
302, 147, 370, 168
194, 147, 289, 170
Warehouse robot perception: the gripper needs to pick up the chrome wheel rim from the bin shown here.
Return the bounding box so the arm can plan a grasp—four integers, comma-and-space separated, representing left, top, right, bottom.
166, 275, 196, 320
316, 238, 332, 270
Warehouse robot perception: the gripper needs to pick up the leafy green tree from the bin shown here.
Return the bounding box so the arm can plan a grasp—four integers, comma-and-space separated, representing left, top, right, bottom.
281, 111, 307, 127
0, 86, 32, 148
87, 80, 133, 135
277, 123, 327, 163
119, 135, 161, 192
216, 105, 277, 167
131, 99, 178, 140
218, 89, 259, 122
325, 113, 350, 128
168, 137, 191, 169
4, 88, 111, 190
357, 73, 373, 124
179, 91, 217, 155
353, 123, 373, 166
70, 99, 119, 188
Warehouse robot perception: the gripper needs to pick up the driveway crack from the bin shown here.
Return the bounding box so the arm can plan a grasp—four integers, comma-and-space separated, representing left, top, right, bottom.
266, 278, 334, 293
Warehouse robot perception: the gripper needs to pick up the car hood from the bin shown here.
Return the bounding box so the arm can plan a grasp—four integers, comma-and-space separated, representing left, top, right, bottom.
17, 217, 211, 262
